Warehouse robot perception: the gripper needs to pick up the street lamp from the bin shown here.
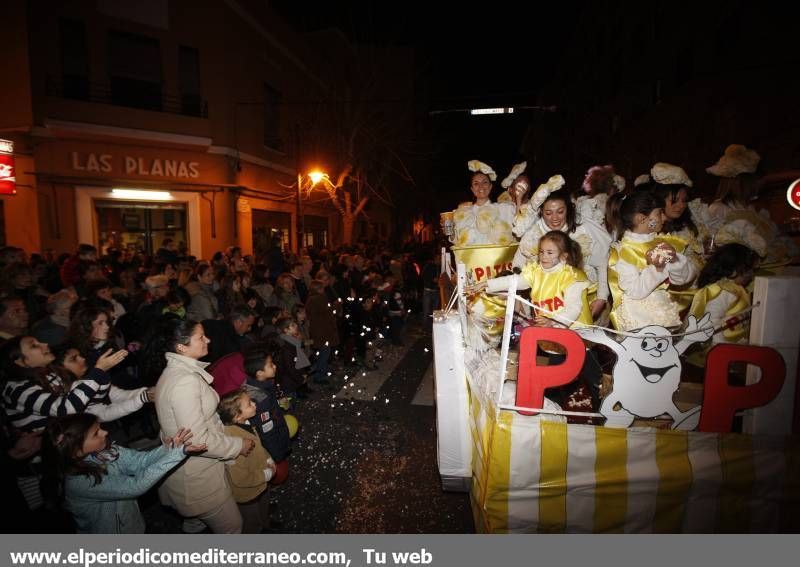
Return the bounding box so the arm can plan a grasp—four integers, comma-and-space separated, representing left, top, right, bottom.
296, 170, 326, 251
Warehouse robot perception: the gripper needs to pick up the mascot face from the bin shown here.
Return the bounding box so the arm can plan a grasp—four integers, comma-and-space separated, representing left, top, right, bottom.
621, 326, 681, 385
611, 325, 683, 418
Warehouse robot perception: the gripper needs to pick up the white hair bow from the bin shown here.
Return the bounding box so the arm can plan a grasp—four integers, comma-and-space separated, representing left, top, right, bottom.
467, 160, 497, 182
530, 174, 566, 212
501, 161, 527, 188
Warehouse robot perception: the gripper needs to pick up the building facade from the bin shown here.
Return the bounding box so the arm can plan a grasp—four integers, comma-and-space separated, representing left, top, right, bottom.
2, 0, 393, 257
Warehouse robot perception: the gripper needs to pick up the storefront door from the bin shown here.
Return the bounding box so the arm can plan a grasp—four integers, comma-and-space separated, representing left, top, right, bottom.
303, 214, 328, 249
252, 209, 291, 258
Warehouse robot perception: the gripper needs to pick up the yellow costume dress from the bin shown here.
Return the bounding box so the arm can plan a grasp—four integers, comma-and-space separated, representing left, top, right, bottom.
608, 231, 697, 331
487, 261, 592, 328
511, 216, 611, 304
689, 278, 751, 344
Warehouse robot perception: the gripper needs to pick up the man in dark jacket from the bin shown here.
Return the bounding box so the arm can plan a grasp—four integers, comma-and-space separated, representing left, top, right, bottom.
201, 304, 256, 363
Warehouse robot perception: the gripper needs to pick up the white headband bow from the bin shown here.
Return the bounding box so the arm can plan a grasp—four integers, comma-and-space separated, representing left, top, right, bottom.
467, 160, 497, 182
501, 161, 527, 188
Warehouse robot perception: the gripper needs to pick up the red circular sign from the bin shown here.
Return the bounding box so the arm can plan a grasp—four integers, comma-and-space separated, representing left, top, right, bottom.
788, 179, 800, 211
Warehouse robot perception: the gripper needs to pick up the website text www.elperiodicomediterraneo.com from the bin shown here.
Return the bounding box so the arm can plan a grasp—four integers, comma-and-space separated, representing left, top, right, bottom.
9, 547, 435, 567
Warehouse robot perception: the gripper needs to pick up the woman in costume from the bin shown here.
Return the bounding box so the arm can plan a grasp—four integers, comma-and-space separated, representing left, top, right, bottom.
706, 144, 798, 265
512, 175, 612, 319
451, 160, 517, 247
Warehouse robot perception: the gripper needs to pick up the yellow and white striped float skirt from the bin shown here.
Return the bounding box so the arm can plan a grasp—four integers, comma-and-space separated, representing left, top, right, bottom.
468, 383, 800, 533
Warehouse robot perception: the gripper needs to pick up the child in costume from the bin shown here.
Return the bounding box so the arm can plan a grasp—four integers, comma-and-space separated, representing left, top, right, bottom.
483, 231, 592, 329
689, 243, 759, 346
607, 188, 698, 331
512, 175, 611, 319
651, 163, 709, 271
476, 231, 603, 409
576, 164, 624, 227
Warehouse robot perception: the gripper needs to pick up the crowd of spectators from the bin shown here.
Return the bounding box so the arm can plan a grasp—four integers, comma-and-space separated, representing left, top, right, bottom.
0, 236, 441, 533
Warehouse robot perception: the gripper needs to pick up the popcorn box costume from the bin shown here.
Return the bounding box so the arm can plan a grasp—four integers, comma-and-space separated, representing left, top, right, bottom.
451, 160, 516, 247
608, 232, 697, 331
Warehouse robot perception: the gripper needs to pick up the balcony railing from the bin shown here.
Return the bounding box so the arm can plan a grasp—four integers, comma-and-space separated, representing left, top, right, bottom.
46, 75, 208, 118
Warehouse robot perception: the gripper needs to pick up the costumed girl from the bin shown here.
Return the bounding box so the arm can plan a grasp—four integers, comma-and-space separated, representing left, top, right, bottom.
451, 160, 517, 246
512, 175, 612, 319
607, 188, 698, 331
689, 243, 759, 347
706, 144, 799, 265
651, 163, 710, 265
576, 164, 625, 227
649, 163, 709, 309
474, 231, 602, 409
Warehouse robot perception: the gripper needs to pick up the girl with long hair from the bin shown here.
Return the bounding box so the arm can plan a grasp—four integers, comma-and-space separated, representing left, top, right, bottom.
607, 188, 698, 331
1, 336, 127, 432
689, 243, 759, 345
41, 413, 203, 533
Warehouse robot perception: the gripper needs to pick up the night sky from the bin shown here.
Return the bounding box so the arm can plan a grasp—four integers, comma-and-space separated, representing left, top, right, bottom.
272, 1, 586, 215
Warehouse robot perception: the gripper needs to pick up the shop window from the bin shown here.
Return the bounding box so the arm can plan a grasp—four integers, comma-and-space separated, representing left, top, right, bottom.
108, 31, 162, 111
60, 19, 89, 100
252, 209, 291, 257
179, 46, 202, 117
263, 84, 283, 150
96, 201, 186, 256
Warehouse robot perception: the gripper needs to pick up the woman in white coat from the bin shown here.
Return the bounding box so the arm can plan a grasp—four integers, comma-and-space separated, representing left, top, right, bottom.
149, 317, 255, 533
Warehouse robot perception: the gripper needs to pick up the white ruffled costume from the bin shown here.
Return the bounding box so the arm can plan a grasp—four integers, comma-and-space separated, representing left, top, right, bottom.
453, 201, 516, 246
609, 231, 698, 330
451, 160, 517, 247
704, 144, 798, 262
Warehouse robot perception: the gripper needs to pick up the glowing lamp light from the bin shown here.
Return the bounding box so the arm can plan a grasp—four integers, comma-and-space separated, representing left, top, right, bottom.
308, 171, 325, 185
111, 189, 173, 201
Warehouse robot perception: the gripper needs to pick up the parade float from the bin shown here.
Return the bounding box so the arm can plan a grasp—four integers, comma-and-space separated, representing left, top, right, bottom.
432, 240, 800, 533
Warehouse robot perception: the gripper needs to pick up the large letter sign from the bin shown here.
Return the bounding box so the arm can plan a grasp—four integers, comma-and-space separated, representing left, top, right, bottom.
698, 344, 785, 433
516, 326, 585, 415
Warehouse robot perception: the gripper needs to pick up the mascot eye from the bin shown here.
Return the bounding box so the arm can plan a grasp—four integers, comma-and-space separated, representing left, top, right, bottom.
642, 338, 655, 351
656, 339, 669, 352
